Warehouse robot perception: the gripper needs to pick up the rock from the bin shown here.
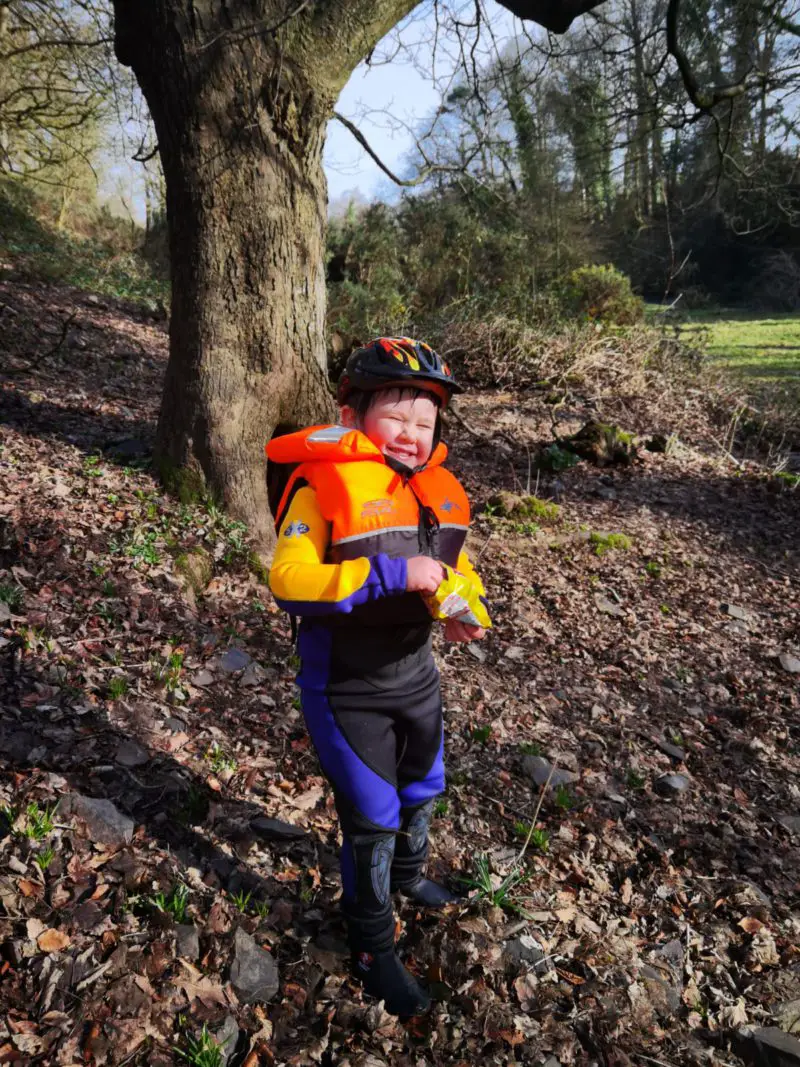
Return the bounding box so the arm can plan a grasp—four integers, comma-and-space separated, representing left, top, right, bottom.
595, 485, 618, 501
115, 739, 149, 768
213, 1015, 240, 1066
504, 646, 526, 662
778, 815, 800, 835
103, 438, 150, 460
250, 816, 307, 841
521, 755, 578, 789
229, 927, 279, 1004
502, 934, 549, 973
779, 653, 800, 674
218, 647, 251, 673
775, 999, 800, 1035
240, 662, 267, 687
191, 670, 215, 688
566, 421, 638, 466
594, 593, 625, 618
721, 603, 753, 625
175, 548, 213, 596
164, 716, 187, 733
641, 964, 681, 1018
0, 601, 11, 622
8, 856, 27, 875
655, 773, 690, 796
733, 1027, 800, 1067
654, 738, 686, 762
64, 795, 134, 849
176, 924, 200, 961
467, 643, 487, 663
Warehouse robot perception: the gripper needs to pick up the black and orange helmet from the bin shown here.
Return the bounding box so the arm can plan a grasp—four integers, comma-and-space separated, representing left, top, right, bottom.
337, 337, 461, 408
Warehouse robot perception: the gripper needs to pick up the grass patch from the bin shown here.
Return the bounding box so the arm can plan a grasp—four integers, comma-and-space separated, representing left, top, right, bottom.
589, 531, 632, 556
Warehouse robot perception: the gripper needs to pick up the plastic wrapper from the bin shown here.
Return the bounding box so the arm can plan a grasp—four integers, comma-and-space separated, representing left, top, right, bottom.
425, 565, 492, 629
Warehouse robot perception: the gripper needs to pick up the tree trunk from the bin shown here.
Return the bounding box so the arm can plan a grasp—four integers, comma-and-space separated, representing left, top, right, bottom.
115, 4, 336, 546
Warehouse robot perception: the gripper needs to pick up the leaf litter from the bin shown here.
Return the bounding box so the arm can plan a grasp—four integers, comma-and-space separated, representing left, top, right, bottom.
0, 278, 799, 1065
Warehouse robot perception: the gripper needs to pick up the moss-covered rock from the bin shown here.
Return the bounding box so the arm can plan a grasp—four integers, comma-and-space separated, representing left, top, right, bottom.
487, 492, 561, 525
175, 547, 213, 595
566, 421, 638, 466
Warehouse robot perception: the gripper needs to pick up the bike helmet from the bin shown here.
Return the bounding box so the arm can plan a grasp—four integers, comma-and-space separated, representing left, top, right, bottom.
337, 337, 461, 408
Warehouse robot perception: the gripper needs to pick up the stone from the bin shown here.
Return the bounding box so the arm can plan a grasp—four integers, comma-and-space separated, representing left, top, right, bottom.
218, 648, 251, 673
641, 964, 681, 1018
240, 662, 266, 688
775, 999, 800, 1035
504, 646, 526, 662
163, 716, 187, 733
779, 653, 800, 674
192, 670, 215, 688
176, 924, 200, 961
654, 738, 686, 762
115, 739, 149, 768
502, 934, 549, 973
722, 603, 750, 621
467, 643, 487, 663
213, 1015, 240, 1066
521, 755, 578, 789
0, 601, 11, 622
778, 815, 800, 835
733, 1027, 800, 1067
229, 927, 279, 1004
594, 593, 625, 618
595, 486, 618, 501
250, 816, 307, 841
64, 794, 134, 849
655, 774, 690, 796
103, 438, 150, 460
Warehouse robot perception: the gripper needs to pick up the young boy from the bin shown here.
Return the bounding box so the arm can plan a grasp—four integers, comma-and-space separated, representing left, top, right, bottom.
266, 337, 486, 1017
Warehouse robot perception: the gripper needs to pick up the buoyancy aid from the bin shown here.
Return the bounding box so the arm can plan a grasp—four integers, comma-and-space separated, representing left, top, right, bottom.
267, 425, 470, 568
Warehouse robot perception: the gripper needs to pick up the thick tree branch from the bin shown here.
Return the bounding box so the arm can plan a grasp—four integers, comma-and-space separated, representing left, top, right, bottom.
666, 0, 761, 112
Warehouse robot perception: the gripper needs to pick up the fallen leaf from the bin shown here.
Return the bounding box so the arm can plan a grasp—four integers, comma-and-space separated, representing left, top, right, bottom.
18, 879, 43, 899
738, 916, 765, 935
38, 929, 71, 953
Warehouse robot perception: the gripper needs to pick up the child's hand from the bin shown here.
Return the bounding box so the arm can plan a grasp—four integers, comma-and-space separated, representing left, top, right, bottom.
406, 556, 445, 594
444, 617, 486, 643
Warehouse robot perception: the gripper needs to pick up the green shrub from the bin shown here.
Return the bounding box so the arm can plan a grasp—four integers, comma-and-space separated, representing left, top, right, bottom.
555, 264, 644, 325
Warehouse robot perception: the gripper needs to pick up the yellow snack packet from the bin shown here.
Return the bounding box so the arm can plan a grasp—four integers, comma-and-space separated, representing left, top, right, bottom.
425, 565, 492, 629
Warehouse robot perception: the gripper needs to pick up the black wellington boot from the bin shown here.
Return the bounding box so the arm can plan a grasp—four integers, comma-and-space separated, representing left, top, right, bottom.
390, 800, 459, 908
342, 831, 431, 1018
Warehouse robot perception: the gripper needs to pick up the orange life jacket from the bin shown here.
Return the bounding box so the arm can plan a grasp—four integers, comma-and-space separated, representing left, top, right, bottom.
266, 425, 470, 569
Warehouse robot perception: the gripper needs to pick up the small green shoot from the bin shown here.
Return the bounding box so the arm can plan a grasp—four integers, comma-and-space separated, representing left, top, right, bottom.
149, 883, 190, 923
459, 853, 528, 913
205, 742, 237, 775
472, 725, 492, 744
433, 798, 449, 817
82, 455, 103, 479
540, 444, 581, 472
513, 822, 549, 852
107, 676, 129, 699
0, 582, 24, 612
626, 768, 646, 791
175, 1023, 228, 1067
553, 784, 575, 811
645, 560, 662, 578
519, 742, 542, 756
35, 845, 56, 871
23, 801, 56, 841
230, 889, 252, 913
153, 648, 184, 692
659, 603, 671, 615
102, 579, 117, 597
253, 899, 270, 919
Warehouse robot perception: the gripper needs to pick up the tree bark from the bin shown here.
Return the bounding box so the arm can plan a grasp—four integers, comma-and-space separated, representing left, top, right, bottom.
114, 1, 345, 546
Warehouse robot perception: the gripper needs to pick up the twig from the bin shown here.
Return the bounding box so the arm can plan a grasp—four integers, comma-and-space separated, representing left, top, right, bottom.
25, 311, 76, 369
515, 760, 556, 866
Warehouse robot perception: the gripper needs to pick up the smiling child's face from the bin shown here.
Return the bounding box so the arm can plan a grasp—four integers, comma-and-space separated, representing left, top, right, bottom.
342, 387, 439, 468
